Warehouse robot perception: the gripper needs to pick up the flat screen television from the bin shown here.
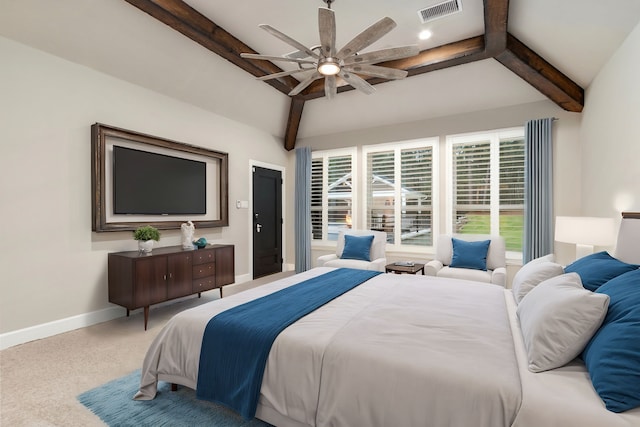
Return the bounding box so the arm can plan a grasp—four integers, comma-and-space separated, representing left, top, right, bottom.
113, 146, 206, 215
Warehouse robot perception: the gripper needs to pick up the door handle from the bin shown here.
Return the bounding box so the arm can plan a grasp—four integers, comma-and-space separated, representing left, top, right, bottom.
256, 223, 262, 233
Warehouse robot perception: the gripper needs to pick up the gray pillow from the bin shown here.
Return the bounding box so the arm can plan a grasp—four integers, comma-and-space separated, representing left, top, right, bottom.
517, 273, 610, 373
512, 255, 564, 303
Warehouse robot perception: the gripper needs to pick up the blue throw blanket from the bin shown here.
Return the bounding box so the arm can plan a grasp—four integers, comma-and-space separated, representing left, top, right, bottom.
196, 268, 381, 419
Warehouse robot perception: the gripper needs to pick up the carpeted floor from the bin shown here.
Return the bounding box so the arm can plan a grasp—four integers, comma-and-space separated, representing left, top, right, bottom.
78, 370, 271, 427
0, 271, 293, 426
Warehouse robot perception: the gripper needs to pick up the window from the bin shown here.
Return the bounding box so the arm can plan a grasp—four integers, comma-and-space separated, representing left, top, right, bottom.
446, 129, 525, 253
363, 139, 438, 248
311, 149, 356, 241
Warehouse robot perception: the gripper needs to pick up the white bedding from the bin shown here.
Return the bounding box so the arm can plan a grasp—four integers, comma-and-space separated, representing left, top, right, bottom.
135, 267, 640, 427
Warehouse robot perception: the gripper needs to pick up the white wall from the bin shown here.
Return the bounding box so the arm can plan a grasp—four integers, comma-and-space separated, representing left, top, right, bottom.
0, 37, 289, 341
579, 21, 640, 217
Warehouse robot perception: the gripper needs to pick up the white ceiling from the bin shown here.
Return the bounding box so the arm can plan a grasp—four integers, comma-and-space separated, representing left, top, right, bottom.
1, 0, 639, 142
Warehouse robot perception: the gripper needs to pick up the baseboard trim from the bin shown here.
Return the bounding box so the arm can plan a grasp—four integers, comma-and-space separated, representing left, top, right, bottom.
234, 273, 252, 284
0, 306, 123, 351
0, 272, 283, 351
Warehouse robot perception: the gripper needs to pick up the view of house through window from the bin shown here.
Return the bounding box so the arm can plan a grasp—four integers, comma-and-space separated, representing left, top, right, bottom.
448, 129, 525, 252
364, 140, 436, 247
311, 149, 355, 241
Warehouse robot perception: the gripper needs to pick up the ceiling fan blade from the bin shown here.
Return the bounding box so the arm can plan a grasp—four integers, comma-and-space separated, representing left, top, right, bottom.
289, 71, 322, 96
318, 7, 336, 57
259, 24, 320, 59
342, 45, 419, 66
257, 68, 315, 81
241, 53, 316, 65
343, 64, 408, 80
336, 17, 396, 59
338, 70, 376, 95
324, 75, 337, 100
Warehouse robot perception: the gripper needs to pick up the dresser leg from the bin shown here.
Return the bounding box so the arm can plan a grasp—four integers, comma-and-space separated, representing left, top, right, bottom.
126, 309, 130, 317
143, 306, 149, 330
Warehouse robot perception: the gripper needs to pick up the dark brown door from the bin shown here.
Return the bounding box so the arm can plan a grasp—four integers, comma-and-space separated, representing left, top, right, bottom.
253, 166, 282, 279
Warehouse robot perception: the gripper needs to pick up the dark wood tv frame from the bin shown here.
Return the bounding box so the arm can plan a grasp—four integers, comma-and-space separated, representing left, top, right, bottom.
91, 123, 229, 232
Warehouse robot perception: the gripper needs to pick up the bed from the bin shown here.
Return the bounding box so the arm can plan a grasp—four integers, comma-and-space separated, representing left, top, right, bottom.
134, 213, 640, 427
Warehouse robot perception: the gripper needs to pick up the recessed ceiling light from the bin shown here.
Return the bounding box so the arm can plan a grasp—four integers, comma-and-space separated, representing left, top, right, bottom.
419, 30, 433, 40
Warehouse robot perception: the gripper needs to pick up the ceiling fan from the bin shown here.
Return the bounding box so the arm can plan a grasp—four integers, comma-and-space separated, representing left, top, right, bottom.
240, 0, 419, 99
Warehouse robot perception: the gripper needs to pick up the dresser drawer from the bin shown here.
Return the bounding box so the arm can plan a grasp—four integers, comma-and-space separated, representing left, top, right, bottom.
193, 277, 216, 293
193, 262, 215, 279
193, 249, 215, 265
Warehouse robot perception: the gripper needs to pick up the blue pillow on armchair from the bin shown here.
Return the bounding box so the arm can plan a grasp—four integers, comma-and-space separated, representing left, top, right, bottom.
449, 238, 491, 271
341, 234, 375, 261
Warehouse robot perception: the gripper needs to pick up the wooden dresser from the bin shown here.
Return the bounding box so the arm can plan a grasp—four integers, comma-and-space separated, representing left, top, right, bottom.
108, 244, 234, 329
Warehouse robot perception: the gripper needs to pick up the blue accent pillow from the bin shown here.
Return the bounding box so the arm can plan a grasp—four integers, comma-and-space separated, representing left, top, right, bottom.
581, 268, 640, 413
564, 251, 639, 291
449, 238, 491, 271
341, 234, 375, 261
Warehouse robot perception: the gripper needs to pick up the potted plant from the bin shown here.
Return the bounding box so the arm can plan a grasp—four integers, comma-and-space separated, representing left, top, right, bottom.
133, 225, 161, 253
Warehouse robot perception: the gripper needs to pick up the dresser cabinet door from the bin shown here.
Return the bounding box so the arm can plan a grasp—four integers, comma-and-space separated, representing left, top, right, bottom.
215, 246, 235, 286
167, 253, 193, 300
134, 257, 167, 307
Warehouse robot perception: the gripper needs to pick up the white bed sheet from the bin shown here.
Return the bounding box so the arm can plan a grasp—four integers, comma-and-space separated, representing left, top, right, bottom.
135, 267, 640, 427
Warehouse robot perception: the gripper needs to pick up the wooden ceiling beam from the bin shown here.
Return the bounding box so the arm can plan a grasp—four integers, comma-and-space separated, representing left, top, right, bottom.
495, 33, 584, 112
299, 36, 488, 101
122, 0, 299, 94
483, 0, 509, 54
284, 98, 306, 151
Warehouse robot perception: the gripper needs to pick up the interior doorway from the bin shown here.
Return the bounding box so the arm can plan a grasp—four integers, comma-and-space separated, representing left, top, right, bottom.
252, 166, 283, 279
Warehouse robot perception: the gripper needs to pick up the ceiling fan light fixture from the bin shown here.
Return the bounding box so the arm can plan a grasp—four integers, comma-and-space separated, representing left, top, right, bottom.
246, 2, 418, 99
318, 58, 341, 76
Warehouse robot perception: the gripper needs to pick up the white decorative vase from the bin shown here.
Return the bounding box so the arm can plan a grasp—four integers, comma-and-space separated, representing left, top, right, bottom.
138, 240, 154, 253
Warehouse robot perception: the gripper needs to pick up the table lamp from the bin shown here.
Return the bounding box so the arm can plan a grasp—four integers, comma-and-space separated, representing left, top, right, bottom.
555, 216, 616, 260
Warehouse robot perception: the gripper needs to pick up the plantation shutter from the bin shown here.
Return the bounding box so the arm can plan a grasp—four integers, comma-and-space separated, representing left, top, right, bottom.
401, 147, 434, 246
327, 155, 353, 241
310, 158, 323, 240
311, 152, 354, 241
367, 150, 396, 242
365, 142, 435, 247
499, 138, 525, 251
452, 141, 491, 234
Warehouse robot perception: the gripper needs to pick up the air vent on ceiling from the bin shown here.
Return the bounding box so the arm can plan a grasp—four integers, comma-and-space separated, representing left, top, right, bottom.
418, 0, 462, 24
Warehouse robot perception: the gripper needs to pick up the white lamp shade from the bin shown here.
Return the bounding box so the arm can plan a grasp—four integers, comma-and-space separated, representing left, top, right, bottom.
555, 216, 616, 246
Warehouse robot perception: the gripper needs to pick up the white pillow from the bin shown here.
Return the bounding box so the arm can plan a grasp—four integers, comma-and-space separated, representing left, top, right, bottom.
527, 253, 556, 264
512, 256, 564, 303
517, 273, 610, 373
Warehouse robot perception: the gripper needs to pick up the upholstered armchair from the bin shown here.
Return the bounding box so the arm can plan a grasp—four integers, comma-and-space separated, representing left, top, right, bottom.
425, 234, 507, 286
316, 229, 387, 272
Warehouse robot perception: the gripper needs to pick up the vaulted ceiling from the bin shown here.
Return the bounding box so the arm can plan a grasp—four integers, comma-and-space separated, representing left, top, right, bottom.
1, 1, 639, 149
124, 0, 585, 150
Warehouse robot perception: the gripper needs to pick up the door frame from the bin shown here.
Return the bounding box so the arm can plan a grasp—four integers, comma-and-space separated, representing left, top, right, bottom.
249, 160, 286, 279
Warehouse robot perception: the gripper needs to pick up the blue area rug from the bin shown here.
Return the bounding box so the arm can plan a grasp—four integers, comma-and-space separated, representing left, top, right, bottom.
77, 370, 272, 427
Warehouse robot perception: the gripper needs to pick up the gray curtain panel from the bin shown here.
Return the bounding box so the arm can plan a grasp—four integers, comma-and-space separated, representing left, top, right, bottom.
295, 147, 312, 272
523, 118, 554, 263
